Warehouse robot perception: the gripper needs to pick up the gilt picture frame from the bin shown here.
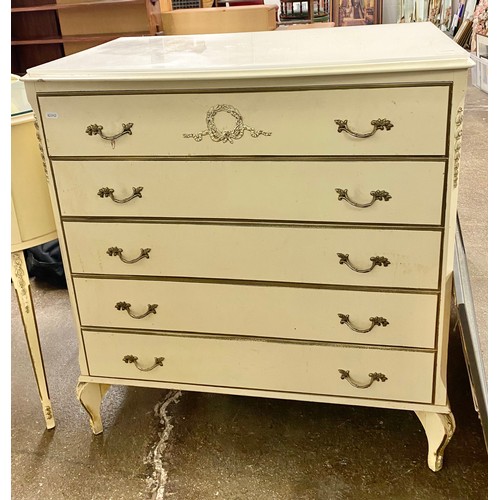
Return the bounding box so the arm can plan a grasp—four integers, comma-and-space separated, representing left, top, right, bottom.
333, 0, 383, 27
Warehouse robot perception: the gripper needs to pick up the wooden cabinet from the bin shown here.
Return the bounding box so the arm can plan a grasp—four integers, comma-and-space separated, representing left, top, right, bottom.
11, 0, 64, 75
12, 0, 162, 74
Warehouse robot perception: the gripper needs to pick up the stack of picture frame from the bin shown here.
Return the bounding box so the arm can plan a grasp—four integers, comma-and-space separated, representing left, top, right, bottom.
332, 1, 383, 27
398, 0, 478, 35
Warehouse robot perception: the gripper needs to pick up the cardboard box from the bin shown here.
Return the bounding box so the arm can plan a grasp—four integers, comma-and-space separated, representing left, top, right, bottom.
476, 34, 488, 58
161, 5, 277, 35
470, 53, 488, 94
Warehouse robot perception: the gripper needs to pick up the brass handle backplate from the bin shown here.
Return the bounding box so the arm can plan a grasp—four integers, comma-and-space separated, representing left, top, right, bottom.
86, 122, 133, 148
339, 369, 388, 389
338, 314, 389, 333
183, 104, 271, 143
335, 118, 393, 138
115, 301, 158, 319
335, 189, 392, 208
123, 354, 164, 372
107, 247, 151, 264
97, 186, 143, 204
337, 253, 391, 273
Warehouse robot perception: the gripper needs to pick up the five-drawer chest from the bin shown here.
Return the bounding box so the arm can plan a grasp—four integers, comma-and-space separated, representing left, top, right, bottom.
24, 22, 473, 471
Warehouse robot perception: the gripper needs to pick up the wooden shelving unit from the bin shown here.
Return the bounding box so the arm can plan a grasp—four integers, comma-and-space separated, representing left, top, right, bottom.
12, 0, 162, 75
12, 0, 148, 12
12, 31, 150, 45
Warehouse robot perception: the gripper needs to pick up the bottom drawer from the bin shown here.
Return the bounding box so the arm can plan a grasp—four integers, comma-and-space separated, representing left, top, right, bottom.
83, 330, 435, 404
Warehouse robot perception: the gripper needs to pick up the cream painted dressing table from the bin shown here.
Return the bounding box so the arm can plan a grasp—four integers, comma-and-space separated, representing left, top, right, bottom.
24, 22, 473, 471
11, 76, 58, 430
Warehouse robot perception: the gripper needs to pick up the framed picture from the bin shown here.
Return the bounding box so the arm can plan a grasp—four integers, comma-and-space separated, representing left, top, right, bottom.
333, 0, 383, 27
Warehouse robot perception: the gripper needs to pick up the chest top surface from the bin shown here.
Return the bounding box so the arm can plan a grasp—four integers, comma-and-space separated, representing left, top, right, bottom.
24, 22, 472, 82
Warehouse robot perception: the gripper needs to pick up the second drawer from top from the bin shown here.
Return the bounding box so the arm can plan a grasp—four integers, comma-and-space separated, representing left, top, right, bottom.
53, 160, 446, 226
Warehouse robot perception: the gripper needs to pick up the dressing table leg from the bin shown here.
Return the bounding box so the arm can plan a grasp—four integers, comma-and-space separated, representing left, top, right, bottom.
11, 250, 55, 430
415, 410, 456, 471
77, 382, 110, 435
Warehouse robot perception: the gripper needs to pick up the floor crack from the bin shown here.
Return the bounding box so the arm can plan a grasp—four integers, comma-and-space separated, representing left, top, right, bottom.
145, 390, 182, 500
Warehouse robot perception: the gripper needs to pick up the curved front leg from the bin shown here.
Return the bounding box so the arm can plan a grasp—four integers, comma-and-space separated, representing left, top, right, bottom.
415, 410, 456, 472
11, 251, 55, 430
76, 382, 110, 435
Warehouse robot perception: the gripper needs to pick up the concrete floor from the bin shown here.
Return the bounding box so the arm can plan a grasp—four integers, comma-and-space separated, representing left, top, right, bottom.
11, 82, 488, 499
456, 82, 488, 374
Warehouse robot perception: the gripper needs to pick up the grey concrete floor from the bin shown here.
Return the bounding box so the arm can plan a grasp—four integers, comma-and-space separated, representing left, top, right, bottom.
11, 82, 488, 500
456, 81, 488, 375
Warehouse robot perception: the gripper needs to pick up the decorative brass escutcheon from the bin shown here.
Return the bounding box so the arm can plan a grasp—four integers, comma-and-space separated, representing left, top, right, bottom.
335, 118, 393, 138
122, 354, 164, 372
86, 122, 133, 148
183, 104, 272, 143
97, 186, 143, 204
338, 313, 389, 333
335, 189, 392, 208
337, 253, 391, 273
115, 301, 158, 319
338, 369, 388, 389
107, 247, 151, 264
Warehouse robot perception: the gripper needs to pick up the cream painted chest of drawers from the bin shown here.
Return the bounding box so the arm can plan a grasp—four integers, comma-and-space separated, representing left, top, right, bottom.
24, 22, 472, 472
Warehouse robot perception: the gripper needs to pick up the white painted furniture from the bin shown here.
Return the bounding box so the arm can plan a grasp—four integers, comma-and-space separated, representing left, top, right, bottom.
11, 76, 58, 430
24, 22, 472, 470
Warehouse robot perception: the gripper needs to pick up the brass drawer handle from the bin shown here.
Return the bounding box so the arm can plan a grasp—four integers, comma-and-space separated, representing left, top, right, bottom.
115, 301, 158, 319
183, 104, 272, 144
97, 186, 143, 204
335, 189, 392, 208
335, 118, 393, 138
338, 314, 389, 333
337, 253, 390, 273
339, 369, 388, 389
123, 354, 164, 372
107, 247, 151, 264
86, 122, 133, 148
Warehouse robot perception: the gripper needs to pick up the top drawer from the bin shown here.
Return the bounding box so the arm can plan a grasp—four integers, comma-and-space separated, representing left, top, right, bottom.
38, 85, 450, 157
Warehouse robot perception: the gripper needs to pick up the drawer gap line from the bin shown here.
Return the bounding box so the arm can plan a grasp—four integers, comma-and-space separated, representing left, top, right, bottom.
61, 217, 444, 231
50, 155, 450, 162
35, 82, 453, 97
72, 273, 440, 294
38, 81, 453, 97
80, 326, 437, 353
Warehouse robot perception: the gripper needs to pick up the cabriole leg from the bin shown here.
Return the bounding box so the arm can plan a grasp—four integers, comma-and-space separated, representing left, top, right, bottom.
11, 250, 55, 430
415, 410, 456, 472
76, 382, 110, 435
